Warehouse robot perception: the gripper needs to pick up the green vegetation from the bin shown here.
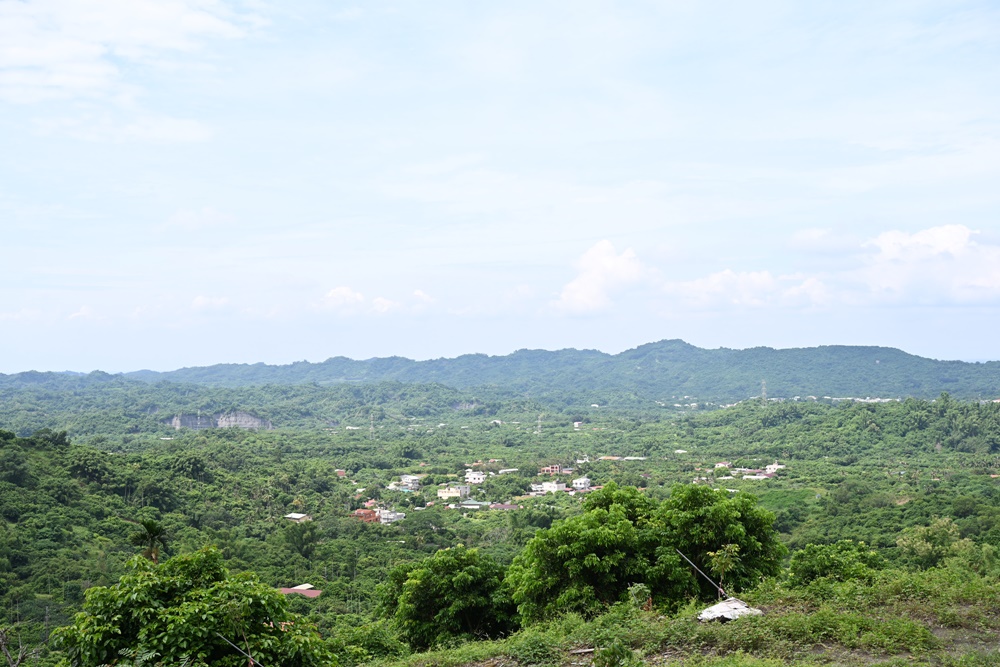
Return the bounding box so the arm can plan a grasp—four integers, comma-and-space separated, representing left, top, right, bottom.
505, 483, 784, 620
53, 547, 332, 667
4, 372, 1000, 666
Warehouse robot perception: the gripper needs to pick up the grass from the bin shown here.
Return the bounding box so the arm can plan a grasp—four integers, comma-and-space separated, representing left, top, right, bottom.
366, 563, 1000, 667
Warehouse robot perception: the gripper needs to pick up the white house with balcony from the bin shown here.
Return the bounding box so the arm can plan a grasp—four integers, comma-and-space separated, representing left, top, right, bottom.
572, 477, 591, 490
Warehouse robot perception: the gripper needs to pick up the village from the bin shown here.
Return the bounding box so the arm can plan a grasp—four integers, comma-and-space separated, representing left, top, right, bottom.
275, 454, 790, 536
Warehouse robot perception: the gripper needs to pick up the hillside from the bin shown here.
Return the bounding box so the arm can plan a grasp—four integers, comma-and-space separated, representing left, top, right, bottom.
117, 339, 1000, 402
6, 397, 1000, 666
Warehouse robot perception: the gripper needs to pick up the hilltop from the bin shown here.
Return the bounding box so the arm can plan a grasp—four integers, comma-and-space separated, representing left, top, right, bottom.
111, 339, 1000, 402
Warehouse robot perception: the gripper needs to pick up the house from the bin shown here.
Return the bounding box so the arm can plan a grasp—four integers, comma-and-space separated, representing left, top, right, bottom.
437, 484, 471, 500
542, 480, 566, 494
379, 510, 406, 524
715, 462, 732, 469
764, 461, 786, 474
458, 499, 490, 510
572, 477, 591, 490
335, 469, 347, 477
741, 475, 770, 481
498, 468, 519, 475
387, 475, 421, 492
279, 584, 322, 598
490, 503, 520, 510
400, 475, 422, 490
530, 483, 545, 493
283, 513, 312, 523
352, 509, 379, 523
465, 470, 487, 484
539, 465, 563, 475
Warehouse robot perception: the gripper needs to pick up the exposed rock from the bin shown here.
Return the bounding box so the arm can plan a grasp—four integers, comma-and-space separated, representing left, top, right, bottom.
164, 411, 273, 431
216, 411, 273, 430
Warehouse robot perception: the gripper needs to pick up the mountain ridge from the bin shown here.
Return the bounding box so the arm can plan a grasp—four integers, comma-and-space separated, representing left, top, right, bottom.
3, 339, 997, 403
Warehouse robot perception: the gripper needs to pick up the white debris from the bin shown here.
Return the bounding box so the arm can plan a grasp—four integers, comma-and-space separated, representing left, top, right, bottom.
697, 598, 763, 622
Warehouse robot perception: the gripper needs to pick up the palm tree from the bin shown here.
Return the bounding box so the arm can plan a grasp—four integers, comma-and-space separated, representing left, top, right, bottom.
129, 519, 168, 564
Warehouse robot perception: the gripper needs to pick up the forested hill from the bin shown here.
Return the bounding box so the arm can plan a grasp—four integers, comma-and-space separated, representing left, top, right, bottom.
2, 341, 998, 413
115, 339, 1000, 401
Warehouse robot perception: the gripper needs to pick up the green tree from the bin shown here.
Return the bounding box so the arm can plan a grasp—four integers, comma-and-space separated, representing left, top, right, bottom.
53, 547, 332, 667
377, 546, 514, 650
505, 484, 785, 622
284, 521, 319, 559
128, 519, 168, 564
788, 540, 883, 587
897, 517, 969, 569
657, 484, 786, 598
707, 544, 741, 597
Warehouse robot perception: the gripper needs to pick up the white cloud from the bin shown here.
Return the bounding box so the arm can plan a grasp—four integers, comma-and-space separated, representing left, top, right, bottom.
321, 286, 365, 311
371, 296, 401, 314
865, 224, 975, 262
0, 0, 254, 103
413, 289, 434, 303
554, 240, 646, 314
859, 224, 1000, 303
662, 224, 1000, 312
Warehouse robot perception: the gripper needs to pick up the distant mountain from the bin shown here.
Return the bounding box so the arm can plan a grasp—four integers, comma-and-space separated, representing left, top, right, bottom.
107, 339, 999, 403
2, 340, 997, 407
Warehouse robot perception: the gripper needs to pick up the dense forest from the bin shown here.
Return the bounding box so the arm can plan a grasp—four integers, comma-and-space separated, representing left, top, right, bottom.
5, 340, 1000, 407
5, 374, 1000, 666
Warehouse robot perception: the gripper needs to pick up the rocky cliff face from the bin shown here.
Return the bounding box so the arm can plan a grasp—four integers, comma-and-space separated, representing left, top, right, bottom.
216, 411, 273, 429
165, 411, 273, 430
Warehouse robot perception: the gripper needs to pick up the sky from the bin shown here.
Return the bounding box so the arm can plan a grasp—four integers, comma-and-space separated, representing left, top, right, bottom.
2, 0, 999, 373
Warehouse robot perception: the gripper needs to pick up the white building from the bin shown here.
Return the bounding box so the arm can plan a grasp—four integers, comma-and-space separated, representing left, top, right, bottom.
437, 484, 471, 500
465, 470, 487, 484
498, 468, 519, 475
542, 480, 567, 493
764, 461, 786, 474
378, 510, 406, 524
283, 513, 312, 523
572, 477, 591, 490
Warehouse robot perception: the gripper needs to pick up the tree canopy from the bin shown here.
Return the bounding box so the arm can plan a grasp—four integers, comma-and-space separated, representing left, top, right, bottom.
53, 547, 332, 667
505, 483, 785, 621
377, 546, 514, 650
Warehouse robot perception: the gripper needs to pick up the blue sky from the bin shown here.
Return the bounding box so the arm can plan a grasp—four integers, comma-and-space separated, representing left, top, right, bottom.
2, 1, 999, 373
